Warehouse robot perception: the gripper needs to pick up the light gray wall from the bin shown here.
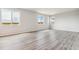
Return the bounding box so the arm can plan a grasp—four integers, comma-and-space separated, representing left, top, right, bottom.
54, 9, 79, 32
0, 8, 49, 36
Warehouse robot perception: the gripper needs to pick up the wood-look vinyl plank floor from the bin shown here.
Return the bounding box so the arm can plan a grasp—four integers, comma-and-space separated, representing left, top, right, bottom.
0, 30, 79, 50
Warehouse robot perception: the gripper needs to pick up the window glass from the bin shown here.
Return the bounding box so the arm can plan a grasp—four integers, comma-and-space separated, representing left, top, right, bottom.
12, 10, 20, 24
0, 8, 20, 24
37, 15, 45, 24
1, 9, 12, 23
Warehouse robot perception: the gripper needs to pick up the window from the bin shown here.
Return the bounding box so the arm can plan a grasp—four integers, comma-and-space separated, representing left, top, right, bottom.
0, 8, 20, 24
12, 10, 20, 24
37, 15, 45, 24
1, 9, 12, 24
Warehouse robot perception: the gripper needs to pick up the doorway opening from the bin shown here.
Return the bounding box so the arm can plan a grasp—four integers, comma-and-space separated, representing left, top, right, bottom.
49, 16, 55, 30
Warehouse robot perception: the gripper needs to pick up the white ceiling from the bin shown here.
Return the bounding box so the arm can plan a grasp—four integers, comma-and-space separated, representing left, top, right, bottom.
25, 8, 77, 15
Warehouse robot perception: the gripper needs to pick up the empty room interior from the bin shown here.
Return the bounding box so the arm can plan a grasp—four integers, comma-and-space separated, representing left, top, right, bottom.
0, 8, 79, 50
